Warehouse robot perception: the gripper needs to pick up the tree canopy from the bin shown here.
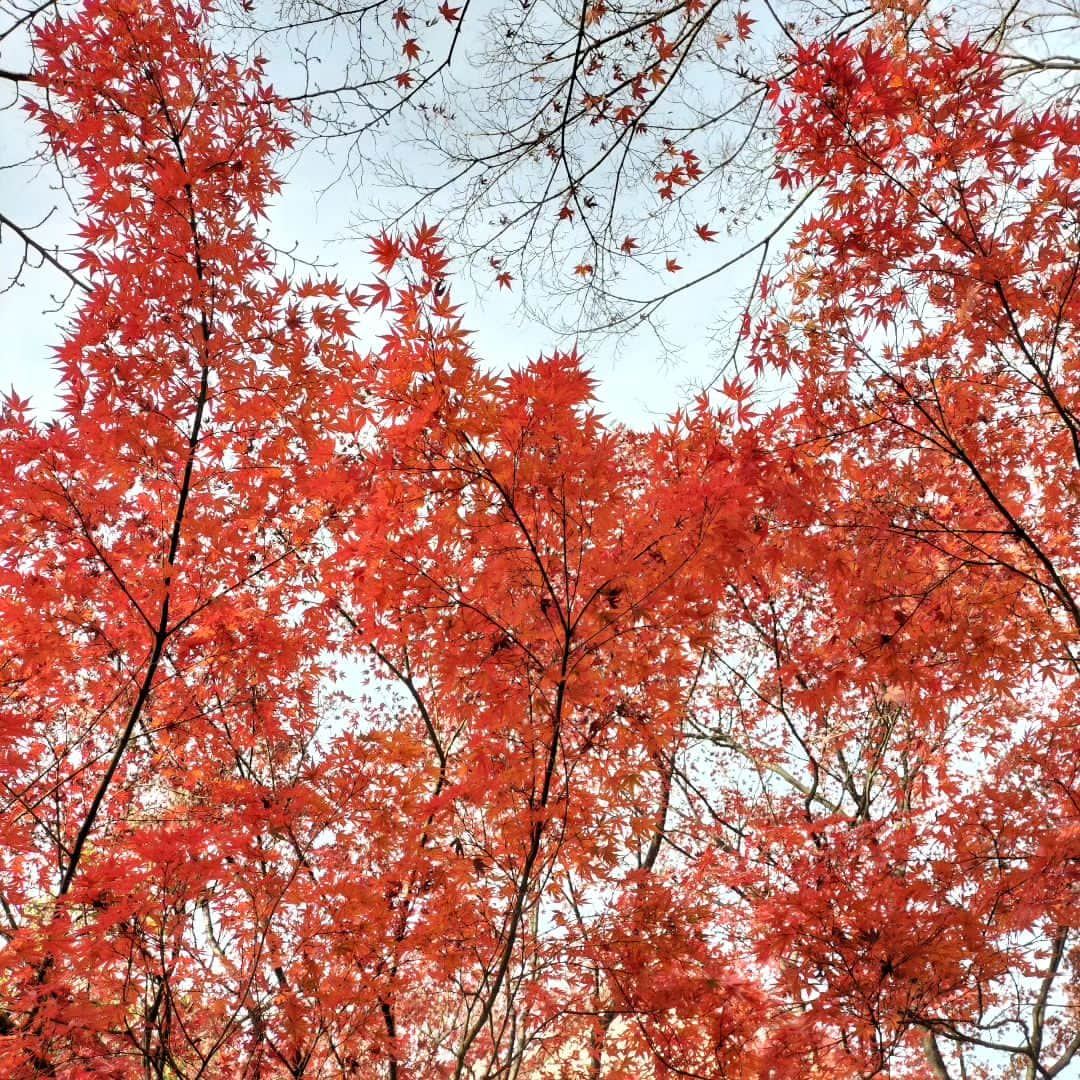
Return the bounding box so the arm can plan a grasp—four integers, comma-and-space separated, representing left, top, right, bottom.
0, 0, 1076, 1077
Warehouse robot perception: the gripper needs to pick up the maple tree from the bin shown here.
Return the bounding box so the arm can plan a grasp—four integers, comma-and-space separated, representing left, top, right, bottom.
0, 0, 372, 1070
740, 18, 1080, 1077
0, 0, 1077, 1078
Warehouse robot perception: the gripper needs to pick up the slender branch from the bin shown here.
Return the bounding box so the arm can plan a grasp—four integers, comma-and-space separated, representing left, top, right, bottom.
0, 211, 90, 293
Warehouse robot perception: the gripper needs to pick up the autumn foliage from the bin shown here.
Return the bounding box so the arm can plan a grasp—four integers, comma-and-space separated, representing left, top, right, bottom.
0, 1, 1076, 1078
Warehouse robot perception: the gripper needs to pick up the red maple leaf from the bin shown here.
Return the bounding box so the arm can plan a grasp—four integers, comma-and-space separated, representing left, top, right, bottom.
734, 10, 755, 39
366, 279, 393, 309
370, 232, 404, 273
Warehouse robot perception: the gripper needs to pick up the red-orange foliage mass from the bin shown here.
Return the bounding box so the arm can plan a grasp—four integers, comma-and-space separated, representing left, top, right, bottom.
0, 2, 1075, 1078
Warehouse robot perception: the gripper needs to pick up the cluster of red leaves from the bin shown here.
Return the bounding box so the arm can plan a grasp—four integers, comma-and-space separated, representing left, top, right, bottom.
0, 2, 1076, 1079
744, 22, 1080, 1077
0, 0, 371, 1070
